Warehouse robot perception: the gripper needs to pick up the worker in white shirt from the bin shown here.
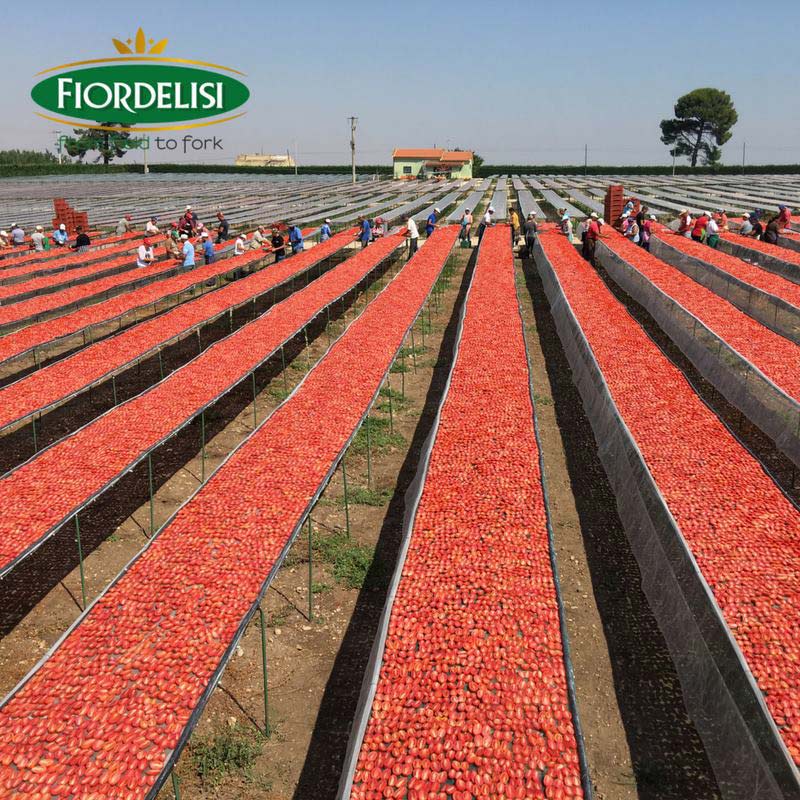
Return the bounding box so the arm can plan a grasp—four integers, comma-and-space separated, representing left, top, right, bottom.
145, 217, 160, 236
406, 216, 420, 258
116, 214, 133, 235
234, 234, 248, 256
478, 207, 495, 241
136, 237, 155, 267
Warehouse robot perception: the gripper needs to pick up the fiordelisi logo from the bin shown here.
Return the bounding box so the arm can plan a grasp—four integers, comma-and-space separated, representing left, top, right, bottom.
30, 28, 249, 131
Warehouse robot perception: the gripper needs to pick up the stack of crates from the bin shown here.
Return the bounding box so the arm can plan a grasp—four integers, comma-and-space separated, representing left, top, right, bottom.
604, 185, 624, 227
52, 198, 89, 233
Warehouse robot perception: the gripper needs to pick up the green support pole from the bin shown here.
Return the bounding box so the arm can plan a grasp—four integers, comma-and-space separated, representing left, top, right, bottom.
420, 313, 426, 348
304, 327, 311, 370
147, 453, 155, 536
200, 410, 206, 483
307, 515, 313, 621
365, 415, 372, 490
111, 375, 117, 406
171, 770, 181, 800
74, 515, 87, 610
158, 349, 164, 380
410, 329, 417, 373
281, 346, 288, 393
387, 378, 394, 434
33, 347, 39, 370
252, 371, 258, 429
31, 414, 38, 454
197, 328, 202, 354
401, 351, 406, 400
229, 308, 234, 332
341, 458, 351, 539
258, 605, 271, 736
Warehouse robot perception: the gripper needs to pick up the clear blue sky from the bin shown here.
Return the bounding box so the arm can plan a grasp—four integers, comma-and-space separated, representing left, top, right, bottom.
5, 0, 799, 166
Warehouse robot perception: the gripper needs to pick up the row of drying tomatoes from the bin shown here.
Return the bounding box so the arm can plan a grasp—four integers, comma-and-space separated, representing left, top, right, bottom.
351, 226, 585, 800
540, 229, 800, 766
0, 232, 331, 364
0, 238, 140, 287
0, 231, 354, 431
602, 231, 800, 401
0, 227, 457, 798
655, 227, 800, 309
0, 231, 139, 272
0, 232, 395, 574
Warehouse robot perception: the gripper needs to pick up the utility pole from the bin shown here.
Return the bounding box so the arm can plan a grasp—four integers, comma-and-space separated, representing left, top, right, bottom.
584, 144, 588, 176
51, 130, 63, 165
294, 140, 298, 176
742, 141, 746, 174
348, 116, 358, 184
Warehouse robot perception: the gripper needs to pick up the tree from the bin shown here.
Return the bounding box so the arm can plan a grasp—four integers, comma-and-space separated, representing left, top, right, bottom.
62, 123, 132, 165
452, 148, 484, 169
660, 88, 738, 167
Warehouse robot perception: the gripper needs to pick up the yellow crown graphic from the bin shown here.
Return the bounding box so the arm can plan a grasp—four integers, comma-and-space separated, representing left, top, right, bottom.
112, 27, 168, 55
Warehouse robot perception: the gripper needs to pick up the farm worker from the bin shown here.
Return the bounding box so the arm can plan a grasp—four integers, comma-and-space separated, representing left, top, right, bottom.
10, 223, 25, 245
165, 229, 181, 260
201, 231, 215, 264
234, 233, 248, 256
579, 216, 591, 258
478, 207, 495, 241
215, 211, 229, 243
625, 216, 640, 245
31, 225, 46, 251
185, 205, 199, 226
523, 213, 538, 257
405, 216, 420, 258
623, 198, 635, 216
72, 226, 91, 253
585, 214, 601, 264
640, 214, 656, 252
763, 215, 781, 245
373, 217, 385, 239
116, 214, 133, 235
677, 210, 693, 238
562, 213, 574, 244
288, 224, 304, 254
53, 223, 68, 246
740, 214, 754, 236
271, 227, 286, 262
0, 230, 8, 248
137, 237, 155, 267
509, 207, 521, 246
145, 217, 160, 236
706, 216, 721, 249
715, 209, 729, 231
358, 216, 372, 248
320, 219, 332, 241
691, 212, 710, 243
426, 208, 439, 237
180, 233, 196, 269
778, 205, 792, 232
251, 226, 268, 249
459, 208, 473, 242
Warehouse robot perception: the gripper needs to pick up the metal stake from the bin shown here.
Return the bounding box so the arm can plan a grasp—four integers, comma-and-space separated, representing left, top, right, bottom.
281, 345, 288, 392
158, 349, 164, 380
258, 605, 271, 736
74, 515, 87, 609
171, 771, 181, 800
31, 415, 38, 454
252, 371, 258, 429
200, 410, 206, 482
342, 457, 351, 539
365, 415, 373, 489
307, 515, 313, 621
147, 453, 155, 536
111, 375, 117, 406
387, 378, 394, 434
410, 329, 417, 373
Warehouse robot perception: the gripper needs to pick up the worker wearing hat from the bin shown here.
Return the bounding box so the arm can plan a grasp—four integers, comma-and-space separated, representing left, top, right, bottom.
137, 237, 155, 268
53, 223, 68, 246
478, 206, 495, 242
10, 223, 25, 245
320, 218, 333, 242
180, 233, 196, 269
200, 231, 215, 265
145, 216, 160, 236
